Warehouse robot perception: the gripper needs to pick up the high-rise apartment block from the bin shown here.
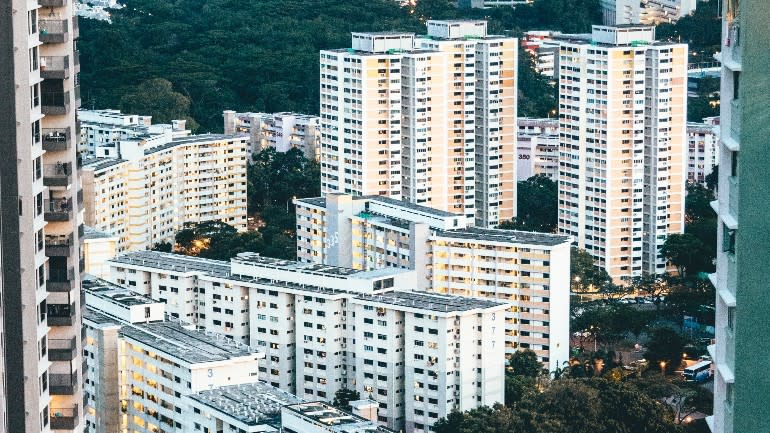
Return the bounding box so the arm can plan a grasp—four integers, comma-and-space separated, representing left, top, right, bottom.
686, 117, 720, 185
1, 0, 84, 431
320, 20, 517, 227
82, 278, 265, 433
81, 133, 249, 252
600, 0, 697, 25
708, 1, 770, 432
295, 194, 572, 370
223, 110, 320, 160
78, 108, 191, 155
517, 118, 559, 180
557, 25, 688, 282
103, 250, 508, 432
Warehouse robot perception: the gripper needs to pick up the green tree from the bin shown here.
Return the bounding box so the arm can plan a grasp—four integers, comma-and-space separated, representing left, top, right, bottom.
119, 78, 199, 130
434, 405, 525, 433
438, 379, 678, 433
151, 241, 173, 252
499, 174, 557, 232
518, 48, 557, 118
685, 184, 715, 224
705, 165, 718, 192
570, 247, 612, 293
664, 277, 715, 323
174, 220, 239, 260
656, 0, 721, 63
331, 388, 360, 412
504, 374, 536, 407
248, 148, 320, 214
645, 327, 687, 374
660, 233, 712, 278
509, 349, 543, 378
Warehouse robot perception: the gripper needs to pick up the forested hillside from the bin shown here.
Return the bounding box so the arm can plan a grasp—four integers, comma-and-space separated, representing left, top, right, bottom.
78, 0, 601, 131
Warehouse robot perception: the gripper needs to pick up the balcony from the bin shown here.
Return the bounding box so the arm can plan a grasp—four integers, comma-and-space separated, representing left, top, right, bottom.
42, 127, 72, 151
45, 233, 74, 257
73, 50, 80, 73
41, 91, 71, 115
50, 371, 78, 395
50, 405, 79, 430
77, 188, 83, 207
44, 198, 73, 222
38, 19, 69, 43
47, 267, 75, 292
43, 162, 72, 187
74, 84, 81, 107
39, 0, 68, 6
49, 337, 77, 361
47, 302, 76, 326
40, 56, 69, 79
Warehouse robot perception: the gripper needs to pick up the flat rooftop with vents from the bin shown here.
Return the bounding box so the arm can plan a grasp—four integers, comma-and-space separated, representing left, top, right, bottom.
282, 402, 396, 433
109, 250, 418, 294
354, 291, 509, 315
186, 381, 304, 429
120, 321, 261, 365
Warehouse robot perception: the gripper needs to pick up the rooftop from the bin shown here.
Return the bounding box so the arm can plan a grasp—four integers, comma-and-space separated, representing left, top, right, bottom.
82, 308, 122, 326
81, 225, 118, 240
434, 227, 572, 247
295, 195, 462, 220
358, 195, 460, 218
82, 156, 126, 172
188, 381, 304, 427
144, 133, 245, 155
120, 321, 259, 365
284, 402, 396, 433
295, 196, 327, 208
109, 250, 233, 278
109, 251, 410, 295
83, 277, 158, 307
233, 253, 362, 277
354, 290, 507, 313
351, 31, 415, 36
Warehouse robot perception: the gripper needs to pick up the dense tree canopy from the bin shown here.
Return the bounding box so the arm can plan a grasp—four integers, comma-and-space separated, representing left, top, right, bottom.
437, 379, 679, 433
499, 175, 557, 232
78, 0, 606, 131
119, 78, 199, 130
660, 233, 713, 278
332, 388, 360, 412
162, 218, 295, 261
570, 248, 612, 293
508, 349, 544, 378
247, 148, 320, 214
645, 327, 687, 374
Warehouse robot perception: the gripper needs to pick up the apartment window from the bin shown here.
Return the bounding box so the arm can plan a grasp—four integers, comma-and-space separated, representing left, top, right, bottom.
32, 120, 40, 146
722, 224, 736, 254
28, 9, 37, 34
730, 151, 738, 177
35, 192, 43, 216
727, 306, 735, 332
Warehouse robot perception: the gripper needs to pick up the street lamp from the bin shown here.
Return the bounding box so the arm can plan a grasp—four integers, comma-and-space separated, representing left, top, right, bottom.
660, 361, 667, 376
